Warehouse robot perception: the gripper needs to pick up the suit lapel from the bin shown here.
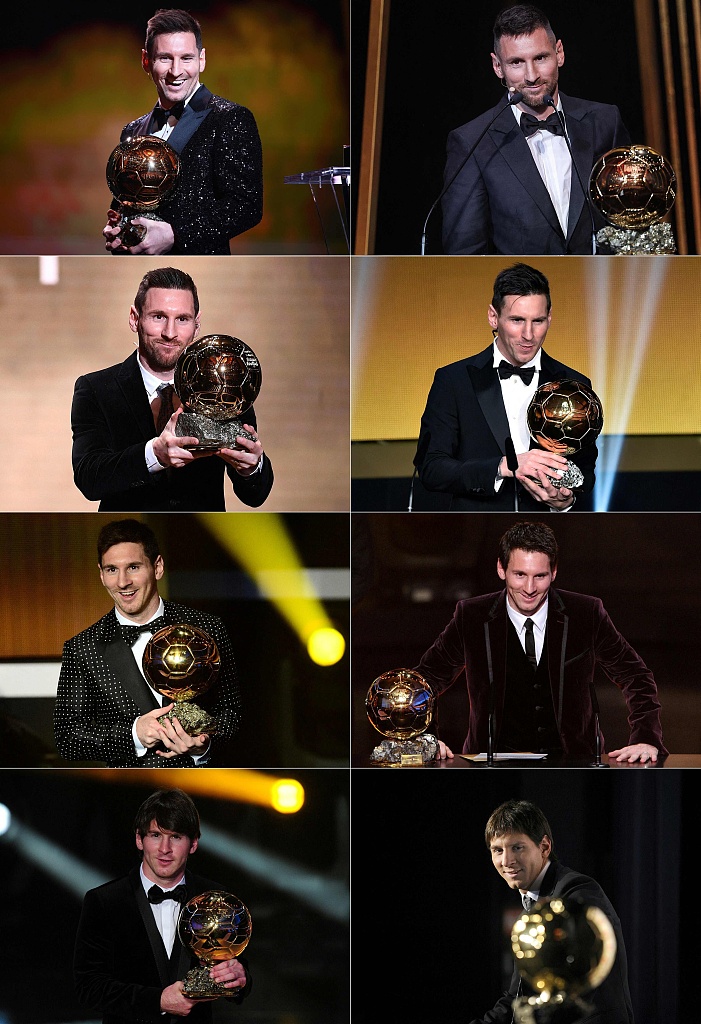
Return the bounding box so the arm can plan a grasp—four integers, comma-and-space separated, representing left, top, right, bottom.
560, 95, 595, 243
130, 869, 172, 989
489, 106, 564, 239
130, 114, 152, 138
167, 85, 214, 154
117, 352, 158, 443
545, 590, 568, 732
483, 592, 508, 727
98, 609, 161, 714
468, 348, 511, 454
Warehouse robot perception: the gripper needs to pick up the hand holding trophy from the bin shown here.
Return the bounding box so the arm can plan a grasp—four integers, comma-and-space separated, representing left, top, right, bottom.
106, 136, 180, 248
178, 890, 252, 999
511, 896, 617, 1024
143, 623, 221, 736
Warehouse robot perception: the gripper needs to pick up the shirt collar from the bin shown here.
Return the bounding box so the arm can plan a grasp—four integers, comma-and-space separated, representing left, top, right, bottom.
114, 597, 165, 628
139, 862, 185, 894
522, 859, 551, 902
505, 594, 549, 634
137, 355, 173, 397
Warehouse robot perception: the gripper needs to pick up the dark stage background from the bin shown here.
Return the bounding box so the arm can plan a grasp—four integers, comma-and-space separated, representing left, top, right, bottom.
0, 512, 349, 769
352, 512, 701, 761
352, 0, 646, 254
0, 769, 349, 1024
350, 768, 696, 1024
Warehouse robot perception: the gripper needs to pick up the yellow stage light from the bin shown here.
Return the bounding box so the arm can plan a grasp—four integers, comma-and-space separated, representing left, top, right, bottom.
271, 779, 305, 813
307, 626, 345, 666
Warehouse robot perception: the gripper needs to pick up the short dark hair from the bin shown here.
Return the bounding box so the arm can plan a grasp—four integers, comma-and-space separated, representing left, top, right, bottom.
97, 518, 161, 566
134, 788, 201, 840
485, 799, 554, 851
145, 9, 203, 56
133, 266, 200, 316
491, 262, 551, 314
493, 5, 556, 55
498, 520, 558, 571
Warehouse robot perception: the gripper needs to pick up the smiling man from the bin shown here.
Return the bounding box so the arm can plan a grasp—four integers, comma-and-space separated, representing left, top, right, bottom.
103, 8, 262, 255
54, 518, 242, 767
413, 520, 667, 763
414, 262, 593, 511
441, 4, 630, 254
71, 265, 273, 511
74, 789, 250, 1024
473, 799, 634, 1023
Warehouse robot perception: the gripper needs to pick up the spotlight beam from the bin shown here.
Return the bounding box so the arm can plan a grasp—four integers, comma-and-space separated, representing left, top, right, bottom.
1, 811, 109, 898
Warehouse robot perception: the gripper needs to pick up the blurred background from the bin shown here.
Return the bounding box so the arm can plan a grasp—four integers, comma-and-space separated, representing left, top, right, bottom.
351, 767, 695, 1024
351, 255, 701, 511
0, 768, 349, 1024
3, 1, 350, 254
0, 256, 349, 512
0, 511, 349, 767
353, 0, 701, 255
352, 511, 701, 761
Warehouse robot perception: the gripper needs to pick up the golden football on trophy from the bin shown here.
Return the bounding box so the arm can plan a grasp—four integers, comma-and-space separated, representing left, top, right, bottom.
526, 380, 603, 490
178, 890, 252, 999
174, 335, 262, 452
106, 136, 180, 246
142, 623, 220, 736
589, 145, 676, 253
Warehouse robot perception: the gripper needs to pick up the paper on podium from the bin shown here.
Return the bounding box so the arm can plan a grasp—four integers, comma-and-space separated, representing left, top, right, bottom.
460, 752, 548, 762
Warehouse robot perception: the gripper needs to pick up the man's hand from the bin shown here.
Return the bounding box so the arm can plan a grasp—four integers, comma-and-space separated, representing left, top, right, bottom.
209, 957, 247, 991
607, 743, 658, 764
217, 426, 264, 477
156, 715, 210, 759
103, 210, 175, 254
435, 740, 454, 761
160, 981, 214, 1016
135, 704, 176, 749
505, 451, 575, 510
152, 408, 206, 469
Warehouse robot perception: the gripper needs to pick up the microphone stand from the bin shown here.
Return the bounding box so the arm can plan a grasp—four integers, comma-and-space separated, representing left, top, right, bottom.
589, 684, 610, 767
420, 90, 523, 254
544, 93, 597, 255
504, 436, 520, 512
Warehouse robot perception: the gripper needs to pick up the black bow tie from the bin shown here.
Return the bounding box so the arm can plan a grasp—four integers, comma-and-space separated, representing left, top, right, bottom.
120, 616, 166, 647
151, 101, 185, 130
498, 360, 536, 385
520, 111, 565, 138
148, 883, 188, 905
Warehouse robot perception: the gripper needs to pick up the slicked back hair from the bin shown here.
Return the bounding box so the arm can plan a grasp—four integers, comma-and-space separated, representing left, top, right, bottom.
493, 4, 556, 56
97, 518, 161, 567
145, 8, 203, 56
491, 262, 551, 314
133, 266, 200, 316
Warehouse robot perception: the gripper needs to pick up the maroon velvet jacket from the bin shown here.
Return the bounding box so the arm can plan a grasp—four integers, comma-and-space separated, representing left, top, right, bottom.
414, 588, 667, 759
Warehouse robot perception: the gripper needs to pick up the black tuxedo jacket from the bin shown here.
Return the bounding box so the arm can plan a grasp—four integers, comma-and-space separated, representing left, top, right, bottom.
442, 92, 631, 254
470, 861, 634, 1024
415, 588, 667, 760
54, 601, 242, 767
117, 84, 262, 254
414, 344, 596, 510
74, 867, 251, 1024
71, 350, 274, 511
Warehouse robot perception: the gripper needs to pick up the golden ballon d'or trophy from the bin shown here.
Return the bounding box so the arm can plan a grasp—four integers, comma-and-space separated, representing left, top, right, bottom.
589, 145, 677, 254
510, 896, 617, 1024
142, 623, 221, 736
526, 380, 604, 492
106, 136, 181, 248
365, 668, 438, 766
178, 891, 252, 998
173, 335, 263, 453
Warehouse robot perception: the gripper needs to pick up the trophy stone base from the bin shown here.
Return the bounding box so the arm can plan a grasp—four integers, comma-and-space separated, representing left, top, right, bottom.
512, 994, 594, 1024
370, 733, 438, 766
182, 967, 228, 1000
116, 209, 167, 248
545, 460, 584, 491
175, 410, 257, 453
164, 701, 218, 737
595, 221, 676, 254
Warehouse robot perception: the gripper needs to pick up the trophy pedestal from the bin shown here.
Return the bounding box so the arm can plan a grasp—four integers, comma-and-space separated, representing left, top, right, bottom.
370, 733, 438, 766
115, 208, 168, 248
512, 995, 593, 1024
175, 410, 257, 453
182, 966, 228, 1000
164, 700, 218, 737
545, 460, 584, 490
595, 221, 676, 254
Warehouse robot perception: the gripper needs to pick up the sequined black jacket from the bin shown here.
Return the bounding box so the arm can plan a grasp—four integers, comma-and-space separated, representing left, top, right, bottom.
119, 85, 263, 254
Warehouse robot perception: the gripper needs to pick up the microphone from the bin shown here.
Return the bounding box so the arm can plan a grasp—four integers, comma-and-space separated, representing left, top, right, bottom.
543, 93, 597, 255
504, 436, 519, 512
588, 683, 610, 767
421, 89, 523, 254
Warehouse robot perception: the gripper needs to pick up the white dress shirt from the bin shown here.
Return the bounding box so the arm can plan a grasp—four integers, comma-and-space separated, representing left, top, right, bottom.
493, 340, 541, 492
512, 99, 571, 237
521, 859, 551, 907
140, 863, 184, 955
505, 595, 548, 664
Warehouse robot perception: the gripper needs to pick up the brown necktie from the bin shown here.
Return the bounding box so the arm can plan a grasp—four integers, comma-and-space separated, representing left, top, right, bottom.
153, 383, 175, 434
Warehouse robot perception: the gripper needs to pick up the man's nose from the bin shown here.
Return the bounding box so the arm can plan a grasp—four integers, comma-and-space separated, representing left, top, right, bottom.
524, 63, 540, 82
117, 569, 132, 588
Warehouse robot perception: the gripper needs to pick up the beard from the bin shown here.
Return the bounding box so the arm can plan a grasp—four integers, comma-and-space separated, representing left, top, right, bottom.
138, 335, 190, 373
518, 80, 558, 113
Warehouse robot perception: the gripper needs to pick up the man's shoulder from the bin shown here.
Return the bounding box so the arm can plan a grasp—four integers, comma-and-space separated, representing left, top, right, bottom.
165, 602, 224, 631
551, 589, 603, 613
560, 92, 622, 119
448, 99, 511, 139
75, 354, 135, 387
64, 610, 116, 649
83, 870, 134, 903
540, 350, 591, 386
434, 346, 492, 376
455, 591, 504, 615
